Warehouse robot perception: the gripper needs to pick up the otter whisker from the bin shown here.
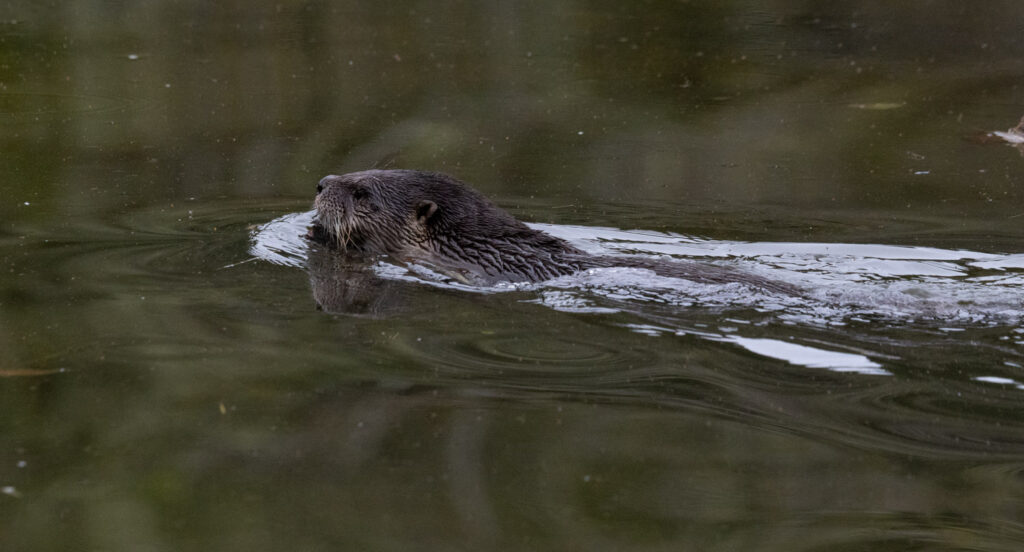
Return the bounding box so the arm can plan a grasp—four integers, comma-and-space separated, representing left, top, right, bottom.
331, 219, 351, 251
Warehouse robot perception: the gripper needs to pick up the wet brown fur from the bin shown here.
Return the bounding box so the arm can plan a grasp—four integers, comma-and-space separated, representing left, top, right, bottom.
308, 169, 797, 294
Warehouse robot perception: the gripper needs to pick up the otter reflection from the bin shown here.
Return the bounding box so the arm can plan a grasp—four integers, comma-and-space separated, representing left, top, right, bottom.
306, 245, 410, 316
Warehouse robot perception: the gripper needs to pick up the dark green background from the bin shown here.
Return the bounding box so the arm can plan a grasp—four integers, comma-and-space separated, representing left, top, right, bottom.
2, 2, 1024, 550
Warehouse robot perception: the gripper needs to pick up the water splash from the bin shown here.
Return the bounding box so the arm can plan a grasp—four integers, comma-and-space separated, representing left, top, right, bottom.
252, 211, 1024, 324
252, 211, 1024, 372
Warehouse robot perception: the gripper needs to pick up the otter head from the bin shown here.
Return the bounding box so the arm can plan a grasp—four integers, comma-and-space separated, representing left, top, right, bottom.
310, 169, 585, 282
313, 169, 523, 256
312, 170, 443, 255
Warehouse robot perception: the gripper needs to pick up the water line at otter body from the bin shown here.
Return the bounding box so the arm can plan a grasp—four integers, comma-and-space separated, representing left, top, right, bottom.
251, 211, 1024, 373
255, 213, 1024, 314
251, 212, 1024, 321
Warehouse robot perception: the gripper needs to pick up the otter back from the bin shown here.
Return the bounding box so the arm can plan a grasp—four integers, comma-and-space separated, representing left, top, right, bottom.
308, 169, 798, 293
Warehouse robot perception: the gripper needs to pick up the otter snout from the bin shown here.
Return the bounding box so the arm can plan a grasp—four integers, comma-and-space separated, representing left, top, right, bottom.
312, 176, 358, 250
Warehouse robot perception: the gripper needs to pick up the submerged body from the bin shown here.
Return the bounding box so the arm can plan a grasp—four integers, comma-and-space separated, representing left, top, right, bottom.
308, 169, 795, 293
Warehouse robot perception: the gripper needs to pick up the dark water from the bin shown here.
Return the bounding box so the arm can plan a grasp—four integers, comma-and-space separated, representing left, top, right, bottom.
3, 2, 1024, 550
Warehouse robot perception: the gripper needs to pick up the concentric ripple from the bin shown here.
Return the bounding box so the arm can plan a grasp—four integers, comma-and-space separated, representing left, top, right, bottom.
390, 328, 656, 386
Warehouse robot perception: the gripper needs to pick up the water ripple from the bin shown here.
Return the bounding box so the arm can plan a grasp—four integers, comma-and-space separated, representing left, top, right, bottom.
390, 328, 656, 386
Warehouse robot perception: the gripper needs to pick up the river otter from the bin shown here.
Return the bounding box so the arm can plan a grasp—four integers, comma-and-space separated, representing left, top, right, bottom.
307, 169, 796, 293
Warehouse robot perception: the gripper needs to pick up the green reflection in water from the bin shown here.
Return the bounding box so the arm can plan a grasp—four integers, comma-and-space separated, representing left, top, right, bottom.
2, 1, 1024, 551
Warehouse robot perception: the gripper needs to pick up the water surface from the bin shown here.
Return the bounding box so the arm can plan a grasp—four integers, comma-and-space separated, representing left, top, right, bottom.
3, 2, 1024, 551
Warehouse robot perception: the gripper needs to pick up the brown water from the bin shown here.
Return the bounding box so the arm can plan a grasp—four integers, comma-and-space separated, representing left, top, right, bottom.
3, 2, 1024, 550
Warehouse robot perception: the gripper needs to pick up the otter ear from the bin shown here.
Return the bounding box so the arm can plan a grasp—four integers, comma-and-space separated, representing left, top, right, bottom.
416, 200, 438, 224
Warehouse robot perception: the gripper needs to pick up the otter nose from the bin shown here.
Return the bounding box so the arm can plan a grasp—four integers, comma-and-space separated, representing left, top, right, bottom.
317, 175, 339, 194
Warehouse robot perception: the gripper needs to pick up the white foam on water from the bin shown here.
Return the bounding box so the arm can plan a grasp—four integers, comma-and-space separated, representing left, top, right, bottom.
722, 336, 889, 375
252, 212, 1024, 373
249, 211, 314, 268
991, 130, 1024, 144
974, 376, 1024, 390
252, 211, 1024, 324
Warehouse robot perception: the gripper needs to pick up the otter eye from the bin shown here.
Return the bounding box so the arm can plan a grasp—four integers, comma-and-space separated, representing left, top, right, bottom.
352, 188, 369, 201
316, 183, 324, 194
